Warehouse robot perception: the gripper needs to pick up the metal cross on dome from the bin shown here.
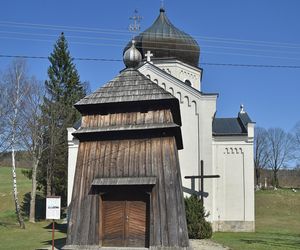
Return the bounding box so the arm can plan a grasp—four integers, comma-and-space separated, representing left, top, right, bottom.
145, 51, 153, 62
129, 9, 143, 34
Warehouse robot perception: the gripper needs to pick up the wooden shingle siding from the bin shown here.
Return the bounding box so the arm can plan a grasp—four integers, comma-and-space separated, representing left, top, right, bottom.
82, 109, 174, 128
92, 177, 157, 186
66, 68, 189, 249
75, 70, 175, 106
67, 136, 189, 247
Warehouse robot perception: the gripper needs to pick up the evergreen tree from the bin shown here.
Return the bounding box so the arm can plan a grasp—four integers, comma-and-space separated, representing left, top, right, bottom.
38, 33, 86, 206
184, 195, 212, 239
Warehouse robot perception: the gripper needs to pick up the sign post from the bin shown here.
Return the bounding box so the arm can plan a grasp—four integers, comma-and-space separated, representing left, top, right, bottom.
46, 196, 61, 250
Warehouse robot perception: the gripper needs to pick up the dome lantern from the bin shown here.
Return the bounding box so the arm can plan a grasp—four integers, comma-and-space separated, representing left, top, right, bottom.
123, 40, 142, 68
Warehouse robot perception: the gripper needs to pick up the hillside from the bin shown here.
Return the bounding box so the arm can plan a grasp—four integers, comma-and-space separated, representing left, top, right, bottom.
0, 152, 31, 169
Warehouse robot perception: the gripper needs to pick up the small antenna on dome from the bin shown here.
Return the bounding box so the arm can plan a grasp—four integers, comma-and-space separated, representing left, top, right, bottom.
160, 0, 166, 11
129, 9, 143, 36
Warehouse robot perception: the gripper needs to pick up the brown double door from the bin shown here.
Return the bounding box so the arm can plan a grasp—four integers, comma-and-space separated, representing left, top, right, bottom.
101, 189, 150, 248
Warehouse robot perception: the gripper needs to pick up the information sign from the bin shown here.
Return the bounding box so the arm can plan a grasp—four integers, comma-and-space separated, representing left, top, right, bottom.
46, 196, 61, 220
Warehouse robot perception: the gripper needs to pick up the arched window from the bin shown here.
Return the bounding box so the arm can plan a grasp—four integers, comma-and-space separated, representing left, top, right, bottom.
185, 80, 191, 86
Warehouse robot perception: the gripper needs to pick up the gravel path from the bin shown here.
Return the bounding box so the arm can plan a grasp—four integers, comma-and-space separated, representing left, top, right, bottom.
41, 240, 229, 250
190, 239, 230, 250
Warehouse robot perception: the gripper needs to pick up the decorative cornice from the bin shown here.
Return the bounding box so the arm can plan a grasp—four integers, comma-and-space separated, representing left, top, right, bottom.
138, 62, 218, 102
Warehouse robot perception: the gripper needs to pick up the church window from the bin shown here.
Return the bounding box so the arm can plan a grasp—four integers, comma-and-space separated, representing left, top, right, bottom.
185, 80, 192, 86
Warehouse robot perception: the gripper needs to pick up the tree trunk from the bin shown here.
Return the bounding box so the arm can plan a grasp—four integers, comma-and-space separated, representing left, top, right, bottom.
46, 163, 52, 197
29, 157, 39, 223
255, 168, 260, 186
273, 170, 279, 188
11, 71, 25, 229
12, 148, 25, 229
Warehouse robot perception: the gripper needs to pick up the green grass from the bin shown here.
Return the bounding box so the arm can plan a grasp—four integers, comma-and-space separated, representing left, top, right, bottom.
0, 167, 31, 213
0, 167, 66, 250
213, 189, 300, 250
1, 167, 300, 249
0, 220, 67, 250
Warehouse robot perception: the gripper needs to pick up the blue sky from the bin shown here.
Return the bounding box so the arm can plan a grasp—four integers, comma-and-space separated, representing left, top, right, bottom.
0, 0, 299, 132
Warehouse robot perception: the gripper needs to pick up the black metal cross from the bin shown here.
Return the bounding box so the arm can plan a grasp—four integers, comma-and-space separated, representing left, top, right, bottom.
185, 160, 220, 201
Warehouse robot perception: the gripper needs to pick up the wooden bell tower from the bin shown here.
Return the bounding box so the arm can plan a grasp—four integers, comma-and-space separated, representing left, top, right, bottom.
66, 68, 190, 249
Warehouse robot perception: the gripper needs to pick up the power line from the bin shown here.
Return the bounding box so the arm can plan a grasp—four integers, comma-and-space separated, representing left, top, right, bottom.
1, 54, 300, 69
201, 62, 300, 69
2, 30, 300, 56
2, 36, 300, 61
1, 20, 300, 49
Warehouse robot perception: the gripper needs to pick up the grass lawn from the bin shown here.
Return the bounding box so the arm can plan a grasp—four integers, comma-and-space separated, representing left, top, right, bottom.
0, 167, 66, 250
1, 167, 300, 249
213, 189, 300, 250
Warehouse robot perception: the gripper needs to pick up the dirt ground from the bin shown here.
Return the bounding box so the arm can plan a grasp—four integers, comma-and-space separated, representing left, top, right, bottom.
190, 239, 230, 250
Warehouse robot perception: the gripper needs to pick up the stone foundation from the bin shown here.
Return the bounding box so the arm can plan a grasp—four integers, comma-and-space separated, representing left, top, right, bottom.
212, 221, 255, 232
63, 246, 191, 250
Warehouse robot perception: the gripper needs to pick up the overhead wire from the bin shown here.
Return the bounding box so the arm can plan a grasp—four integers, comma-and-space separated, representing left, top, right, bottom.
1, 20, 300, 49
1, 20, 300, 67
1, 20, 300, 62
1, 54, 300, 69
1, 30, 300, 56
1, 34, 300, 61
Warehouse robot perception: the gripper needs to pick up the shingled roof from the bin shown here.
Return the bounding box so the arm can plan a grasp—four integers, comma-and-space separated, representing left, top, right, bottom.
75, 68, 175, 106
213, 112, 253, 136
74, 68, 181, 125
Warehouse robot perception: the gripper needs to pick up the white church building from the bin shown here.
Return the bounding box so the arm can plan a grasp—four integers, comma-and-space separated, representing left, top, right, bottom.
67, 8, 255, 232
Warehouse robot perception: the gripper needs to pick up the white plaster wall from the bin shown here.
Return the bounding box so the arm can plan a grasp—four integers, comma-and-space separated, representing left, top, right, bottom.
150, 60, 202, 90
212, 137, 255, 224
67, 128, 79, 206
138, 63, 217, 220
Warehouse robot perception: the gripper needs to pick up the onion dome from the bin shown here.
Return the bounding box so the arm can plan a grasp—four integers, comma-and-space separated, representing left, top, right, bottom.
124, 8, 200, 67
123, 40, 142, 68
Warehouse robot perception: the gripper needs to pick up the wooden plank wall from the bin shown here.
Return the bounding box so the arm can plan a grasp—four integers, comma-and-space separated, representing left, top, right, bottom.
67, 109, 189, 248
81, 109, 174, 128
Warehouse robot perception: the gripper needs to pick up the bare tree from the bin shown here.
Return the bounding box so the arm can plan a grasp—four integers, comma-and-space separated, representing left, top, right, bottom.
19, 80, 45, 223
266, 128, 295, 188
4, 59, 30, 229
293, 121, 300, 165
294, 121, 300, 146
0, 80, 10, 153
254, 127, 269, 188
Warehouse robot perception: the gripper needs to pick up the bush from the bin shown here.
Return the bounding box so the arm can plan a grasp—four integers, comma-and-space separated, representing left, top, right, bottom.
184, 195, 212, 239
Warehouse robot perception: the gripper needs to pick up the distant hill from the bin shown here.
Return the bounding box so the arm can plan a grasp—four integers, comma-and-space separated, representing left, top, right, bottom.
258, 169, 300, 188
0, 151, 31, 168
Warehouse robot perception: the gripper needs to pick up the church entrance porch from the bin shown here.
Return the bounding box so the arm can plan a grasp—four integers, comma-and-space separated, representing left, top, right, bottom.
100, 188, 150, 248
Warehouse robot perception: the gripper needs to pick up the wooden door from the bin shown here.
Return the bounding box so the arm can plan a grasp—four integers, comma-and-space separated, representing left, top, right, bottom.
101, 190, 149, 247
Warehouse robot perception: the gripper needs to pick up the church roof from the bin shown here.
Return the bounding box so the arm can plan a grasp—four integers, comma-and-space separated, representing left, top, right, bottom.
74, 68, 182, 125
213, 112, 253, 136
124, 8, 200, 67
75, 68, 175, 106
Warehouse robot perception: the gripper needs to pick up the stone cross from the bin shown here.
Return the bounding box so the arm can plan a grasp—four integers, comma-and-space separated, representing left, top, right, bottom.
145, 50, 153, 62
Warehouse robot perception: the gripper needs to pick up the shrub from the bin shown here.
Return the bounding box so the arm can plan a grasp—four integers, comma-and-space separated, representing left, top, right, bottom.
184, 195, 212, 239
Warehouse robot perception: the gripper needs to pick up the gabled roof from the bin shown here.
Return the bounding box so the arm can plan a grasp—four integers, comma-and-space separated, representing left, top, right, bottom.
213, 112, 253, 136
75, 68, 175, 106
74, 68, 182, 126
